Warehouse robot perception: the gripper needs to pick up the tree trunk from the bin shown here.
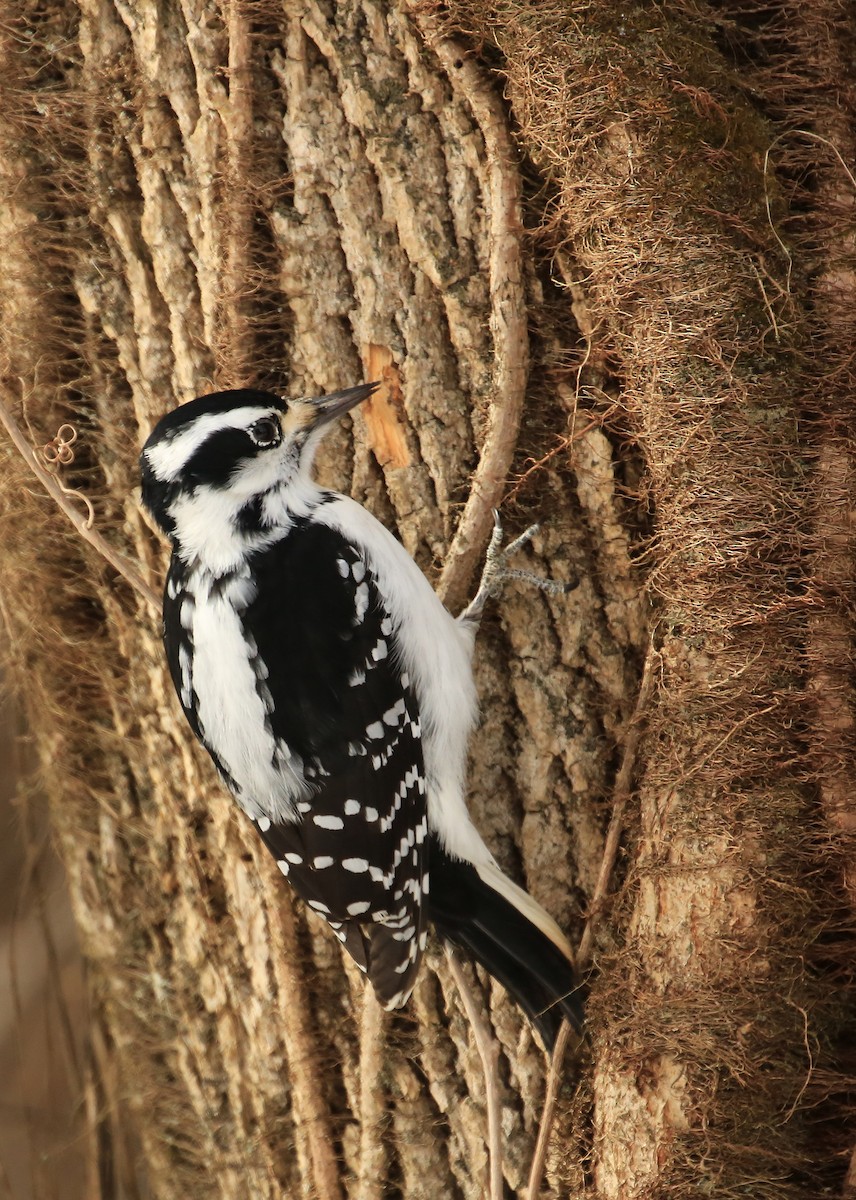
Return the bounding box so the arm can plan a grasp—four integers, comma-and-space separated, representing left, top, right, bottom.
0, 2, 853, 1198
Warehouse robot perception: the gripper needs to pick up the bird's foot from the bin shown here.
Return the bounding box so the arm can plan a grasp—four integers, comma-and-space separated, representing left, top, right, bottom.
460, 511, 575, 626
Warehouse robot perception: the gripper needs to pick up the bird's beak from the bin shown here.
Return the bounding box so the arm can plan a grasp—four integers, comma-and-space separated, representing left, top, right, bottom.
303, 381, 380, 430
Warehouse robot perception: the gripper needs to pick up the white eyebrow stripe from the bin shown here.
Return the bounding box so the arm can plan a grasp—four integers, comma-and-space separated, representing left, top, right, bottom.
144, 406, 277, 481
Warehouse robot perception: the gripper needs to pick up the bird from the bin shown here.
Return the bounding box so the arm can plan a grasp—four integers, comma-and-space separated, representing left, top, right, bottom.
140, 381, 584, 1050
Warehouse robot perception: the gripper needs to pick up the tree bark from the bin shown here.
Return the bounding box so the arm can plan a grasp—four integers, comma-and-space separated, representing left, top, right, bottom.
0, 2, 853, 1198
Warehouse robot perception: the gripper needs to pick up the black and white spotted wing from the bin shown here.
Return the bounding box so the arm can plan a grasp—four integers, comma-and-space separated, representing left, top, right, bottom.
237, 522, 428, 1007
162, 557, 249, 799
162, 557, 199, 734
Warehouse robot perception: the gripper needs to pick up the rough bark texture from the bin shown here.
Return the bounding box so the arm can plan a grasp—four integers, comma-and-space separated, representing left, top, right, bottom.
0, 2, 853, 1199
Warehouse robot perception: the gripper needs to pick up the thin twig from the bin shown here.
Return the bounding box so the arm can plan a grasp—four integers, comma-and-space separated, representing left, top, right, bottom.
269, 897, 346, 1200
577, 638, 658, 971
408, 15, 529, 614
357, 992, 387, 1200
527, 637, 658, 1199
0, 395, 160, 611
445, 946, 504, 1200
525, 1020, 572, 1200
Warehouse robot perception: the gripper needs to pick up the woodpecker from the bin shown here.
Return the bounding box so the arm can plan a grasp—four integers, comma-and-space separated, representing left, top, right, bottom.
140, 382, 584, 1049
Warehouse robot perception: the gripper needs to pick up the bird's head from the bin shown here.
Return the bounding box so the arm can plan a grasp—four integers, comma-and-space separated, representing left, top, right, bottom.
140, 382, 378, 559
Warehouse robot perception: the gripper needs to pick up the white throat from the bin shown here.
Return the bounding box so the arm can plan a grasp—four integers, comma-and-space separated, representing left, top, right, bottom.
170, 475, 323, 573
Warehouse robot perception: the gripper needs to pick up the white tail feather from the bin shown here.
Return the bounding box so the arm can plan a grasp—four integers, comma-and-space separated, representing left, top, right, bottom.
474, 861, 575, 965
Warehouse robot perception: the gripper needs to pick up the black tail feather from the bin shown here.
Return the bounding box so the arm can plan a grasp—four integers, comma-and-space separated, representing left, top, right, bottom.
427, 838, 586, 1052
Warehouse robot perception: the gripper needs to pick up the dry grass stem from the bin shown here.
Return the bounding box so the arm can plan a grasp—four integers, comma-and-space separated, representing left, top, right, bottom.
445, 946, 504, 1200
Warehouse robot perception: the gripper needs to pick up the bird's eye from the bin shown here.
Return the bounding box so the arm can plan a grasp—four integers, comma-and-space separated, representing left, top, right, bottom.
249, 417, 281, 449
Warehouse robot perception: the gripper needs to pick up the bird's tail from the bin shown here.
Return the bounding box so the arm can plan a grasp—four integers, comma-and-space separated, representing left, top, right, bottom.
426, 840, 585, 1051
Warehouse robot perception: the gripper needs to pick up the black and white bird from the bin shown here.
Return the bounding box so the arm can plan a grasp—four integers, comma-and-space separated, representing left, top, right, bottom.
140, 382, 584, 1049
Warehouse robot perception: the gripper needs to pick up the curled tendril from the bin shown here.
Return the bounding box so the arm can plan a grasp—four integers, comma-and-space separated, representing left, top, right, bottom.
41, 423, 78, 466
0, 397, 158, 608
37, 423, 94, 528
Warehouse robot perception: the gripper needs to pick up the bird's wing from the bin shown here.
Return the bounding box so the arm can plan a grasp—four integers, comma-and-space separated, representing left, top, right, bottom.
243, 520, 428, 1007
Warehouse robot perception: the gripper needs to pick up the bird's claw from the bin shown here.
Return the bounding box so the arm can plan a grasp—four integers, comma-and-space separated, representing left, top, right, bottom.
461, 512, 575, 626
